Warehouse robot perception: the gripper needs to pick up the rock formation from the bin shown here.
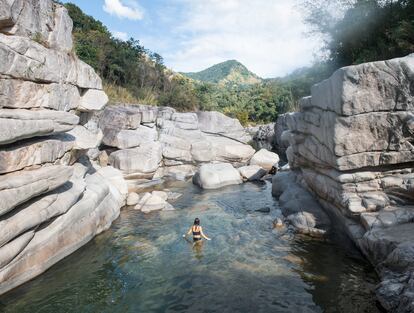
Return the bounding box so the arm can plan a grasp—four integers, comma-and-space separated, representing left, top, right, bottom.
95, 105, 256, 190
277, 54, 414, 312
0, 0, 126, 295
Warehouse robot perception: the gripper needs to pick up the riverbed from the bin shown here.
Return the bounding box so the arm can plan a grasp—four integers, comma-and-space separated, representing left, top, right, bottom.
0, 181, 382, 313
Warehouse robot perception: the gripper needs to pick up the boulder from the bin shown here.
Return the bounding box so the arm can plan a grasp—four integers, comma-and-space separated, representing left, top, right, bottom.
0, 165, 73, 217
68, 125, 103, 150
193, 163, 243, 189
99, 106, 142, 130
135, 192, 174, 213
109, 142, 162, 177
103, 126, 158, 149
78, 89, 108, 112
206, 135, 255, 164
0, 134, 74, 174
96, 166, 128, 207
197, 111, 252, 143
154, 165, 196, 181
238, 165, 267, 181
126, 192, 140, 206
249, 149, 280, 170
0, 109, 79, 145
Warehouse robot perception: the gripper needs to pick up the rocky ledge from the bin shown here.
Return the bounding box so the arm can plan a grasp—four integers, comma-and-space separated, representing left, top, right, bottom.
273, 54, 414, 312
0, 0, 126, 295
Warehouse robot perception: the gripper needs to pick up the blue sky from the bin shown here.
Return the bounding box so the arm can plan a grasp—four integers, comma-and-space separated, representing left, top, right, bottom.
63, 0, 322, 78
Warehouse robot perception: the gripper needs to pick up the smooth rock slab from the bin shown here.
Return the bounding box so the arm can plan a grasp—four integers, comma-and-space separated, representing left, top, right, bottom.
193, 163, 243, 189
206, 135, 255, 164
0, 172, 122, 296
135, 192, 174, 213
109, 142, 162, 177
0, 165, 73, 216
250, 149, 280, 170
0, 109, 79, 145
0, 134, 74, 174
0, 180, 85, 248
0, 231, 34, 269
197, 111, 252, 143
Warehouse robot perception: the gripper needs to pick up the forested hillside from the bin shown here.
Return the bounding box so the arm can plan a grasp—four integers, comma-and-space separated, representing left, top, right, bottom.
182, 60, 262, 85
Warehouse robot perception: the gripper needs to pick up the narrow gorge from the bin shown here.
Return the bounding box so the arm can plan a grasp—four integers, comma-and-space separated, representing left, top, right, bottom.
0, 1, 413, 313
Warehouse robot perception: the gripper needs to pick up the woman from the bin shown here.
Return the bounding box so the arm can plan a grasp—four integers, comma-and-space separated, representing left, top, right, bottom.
183, 218, 211, 242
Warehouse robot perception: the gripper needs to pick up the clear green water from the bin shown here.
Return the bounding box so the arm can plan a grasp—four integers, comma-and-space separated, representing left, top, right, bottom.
0, 181, 382, 313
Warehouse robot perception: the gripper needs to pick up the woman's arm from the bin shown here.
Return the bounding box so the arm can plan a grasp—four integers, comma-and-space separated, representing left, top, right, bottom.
200, 227, 211, 240
183, 227, 192, 237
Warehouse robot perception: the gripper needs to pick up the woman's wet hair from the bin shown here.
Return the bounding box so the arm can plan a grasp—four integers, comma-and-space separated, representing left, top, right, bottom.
194, 218, 200, 225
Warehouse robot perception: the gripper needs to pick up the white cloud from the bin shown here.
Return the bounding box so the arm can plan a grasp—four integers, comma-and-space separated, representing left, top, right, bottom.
103, 0, 144, 20
163, 0, 322, 78
112, 30, 128, 41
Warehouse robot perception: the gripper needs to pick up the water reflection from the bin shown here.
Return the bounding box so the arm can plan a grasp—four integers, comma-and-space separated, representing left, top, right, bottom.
0, 181, 382, 313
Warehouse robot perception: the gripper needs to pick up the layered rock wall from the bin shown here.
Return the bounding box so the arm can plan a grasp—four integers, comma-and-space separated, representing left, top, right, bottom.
95, 106, 256, 188
283, 54, 414, 312
0, 0, 126, 295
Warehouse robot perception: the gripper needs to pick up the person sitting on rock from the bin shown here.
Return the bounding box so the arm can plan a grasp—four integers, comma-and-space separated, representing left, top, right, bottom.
183, 218, 211, 242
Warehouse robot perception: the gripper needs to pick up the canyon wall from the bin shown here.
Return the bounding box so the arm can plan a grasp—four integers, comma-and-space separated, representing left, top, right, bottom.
280, 54, 414, 312
0, 0, 127, 295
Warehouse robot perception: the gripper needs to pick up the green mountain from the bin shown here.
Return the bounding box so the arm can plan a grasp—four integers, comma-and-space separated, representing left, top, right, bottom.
182, 60, 262, 85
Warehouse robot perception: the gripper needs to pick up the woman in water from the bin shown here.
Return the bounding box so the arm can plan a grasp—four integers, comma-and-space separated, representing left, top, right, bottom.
183, 218, 211, 242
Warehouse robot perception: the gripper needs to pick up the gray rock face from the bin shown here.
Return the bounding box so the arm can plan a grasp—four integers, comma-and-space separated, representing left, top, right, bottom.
0, 79, 80, 111
0, 109, 79, 145
109, 142, 163, 177
0, 165, 73, 217
0, 134, 74, 174
197, 111, 252, 143
193, 163, 243, 189
0, 0, 124, 296
281, 54, 414, 311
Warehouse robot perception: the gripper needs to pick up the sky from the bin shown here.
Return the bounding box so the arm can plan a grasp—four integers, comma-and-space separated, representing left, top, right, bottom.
63, 0, 323, 78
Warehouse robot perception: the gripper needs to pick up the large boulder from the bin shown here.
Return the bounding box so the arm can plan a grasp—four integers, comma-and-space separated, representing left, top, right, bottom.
249, 149, 280, 170
193, 163, 243, 189
109, 142, 163, 178
197, 111, 252, 143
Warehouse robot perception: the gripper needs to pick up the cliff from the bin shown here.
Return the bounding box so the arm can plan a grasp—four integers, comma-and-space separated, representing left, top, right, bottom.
0, 0, 127, 294
276, 54, 414, 312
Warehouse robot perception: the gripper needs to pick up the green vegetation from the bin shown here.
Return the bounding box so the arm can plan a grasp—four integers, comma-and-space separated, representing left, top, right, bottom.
302, 0, 414, 74
182, 60, 262, 86
64, 3, 294, 123
65, 1, 413, 124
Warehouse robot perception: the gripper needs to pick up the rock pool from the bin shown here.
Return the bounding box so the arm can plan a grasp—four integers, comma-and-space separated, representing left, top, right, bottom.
0, 181, 383, 313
